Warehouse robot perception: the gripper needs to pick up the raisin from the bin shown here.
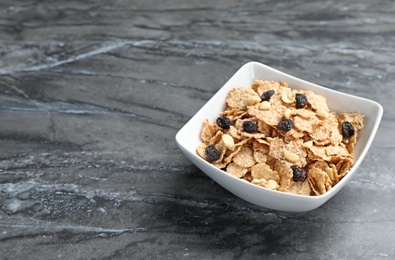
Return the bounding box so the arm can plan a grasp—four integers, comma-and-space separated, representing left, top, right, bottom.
295, 93, 308, 108
205, 145, 220, 162
243, 121, 258, 133
278, 119, 293, 132
291, 165, 308, 182
342, 121, 355, 138
216, 116, 231, 129
260, 90, 275, 101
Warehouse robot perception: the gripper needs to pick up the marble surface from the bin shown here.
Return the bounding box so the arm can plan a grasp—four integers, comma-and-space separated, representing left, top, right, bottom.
0, 0, 393, 259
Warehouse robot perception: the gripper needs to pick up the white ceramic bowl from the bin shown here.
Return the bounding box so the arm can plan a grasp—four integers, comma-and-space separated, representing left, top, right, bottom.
175, 62, 383, 212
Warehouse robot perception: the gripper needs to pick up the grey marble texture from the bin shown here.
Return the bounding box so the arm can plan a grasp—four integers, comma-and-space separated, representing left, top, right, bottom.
0, 0, 394, 259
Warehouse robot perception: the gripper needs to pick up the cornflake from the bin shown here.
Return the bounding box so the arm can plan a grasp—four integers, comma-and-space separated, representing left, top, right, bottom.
197, 80, 364, 196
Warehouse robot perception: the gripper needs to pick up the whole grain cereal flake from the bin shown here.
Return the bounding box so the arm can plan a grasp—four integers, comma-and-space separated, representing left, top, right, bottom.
226, 162, 248, 178
308, 166, 332, 195
226, 87, 261, 109
200, 119, 220, 145
285, 179, 312, 195
233, 146, 256, 168
338, 112, 364, 131
251, 163, 280, 182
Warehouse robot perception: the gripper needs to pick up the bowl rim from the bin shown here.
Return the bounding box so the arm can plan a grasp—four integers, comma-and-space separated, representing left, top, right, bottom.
176, 61, 383, 202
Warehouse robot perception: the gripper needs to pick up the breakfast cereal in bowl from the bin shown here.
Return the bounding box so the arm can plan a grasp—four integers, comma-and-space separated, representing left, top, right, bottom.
196, 80, 364, 196
176, 62, 382, 211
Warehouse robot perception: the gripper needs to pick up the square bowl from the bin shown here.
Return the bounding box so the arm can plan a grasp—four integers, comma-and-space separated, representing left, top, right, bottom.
175, 62, 383, 212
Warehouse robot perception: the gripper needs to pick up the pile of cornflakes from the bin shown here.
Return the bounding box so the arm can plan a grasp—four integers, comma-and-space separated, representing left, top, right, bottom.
196, 80, 364, 196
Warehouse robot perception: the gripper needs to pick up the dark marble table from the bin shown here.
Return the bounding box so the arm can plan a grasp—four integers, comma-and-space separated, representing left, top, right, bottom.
0, 1, 393, 259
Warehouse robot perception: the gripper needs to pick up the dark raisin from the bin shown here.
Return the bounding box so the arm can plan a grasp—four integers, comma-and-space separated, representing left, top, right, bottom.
277, 119, 293, 132
295, 93, 308, 108
205, 145, 220, 162
260, 90, 275, 101
291, 165, 308, 182
243, 121, 258, 133
342, 121, 355, 138
216, 116, 231, 129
